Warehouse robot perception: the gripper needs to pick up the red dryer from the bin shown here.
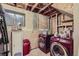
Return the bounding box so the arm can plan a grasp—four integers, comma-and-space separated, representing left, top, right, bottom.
38, 34, 53, 54
50, 36, 73, 56
23, 39, 30, 56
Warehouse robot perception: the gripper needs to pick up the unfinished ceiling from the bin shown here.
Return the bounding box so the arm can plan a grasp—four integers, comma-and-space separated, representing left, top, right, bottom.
52, 3, 73, 14
6, 3, 61, 17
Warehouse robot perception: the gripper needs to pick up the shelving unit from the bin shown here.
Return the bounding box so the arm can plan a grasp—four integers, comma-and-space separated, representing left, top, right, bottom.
57, 14, 73, 33
57, 25, 73, 28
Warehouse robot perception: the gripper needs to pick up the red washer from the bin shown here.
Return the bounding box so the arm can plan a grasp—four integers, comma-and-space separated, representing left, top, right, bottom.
23, 39, 30, 56
50, 36, 73, 56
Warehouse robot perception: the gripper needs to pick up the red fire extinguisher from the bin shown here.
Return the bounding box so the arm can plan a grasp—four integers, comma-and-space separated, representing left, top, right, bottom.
23, 39, 30, 56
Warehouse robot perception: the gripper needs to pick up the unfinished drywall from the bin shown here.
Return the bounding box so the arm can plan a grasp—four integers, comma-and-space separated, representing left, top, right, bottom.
1, 4, 49, 55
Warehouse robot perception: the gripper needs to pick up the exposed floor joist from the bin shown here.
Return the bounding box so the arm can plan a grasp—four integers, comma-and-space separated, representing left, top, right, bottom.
25, 3, 28, 9
6, 3, 61, 17
43, 8, 54, 15
47, 11, 57, 16
31, 3, 38, 11
38, 3, 53, 13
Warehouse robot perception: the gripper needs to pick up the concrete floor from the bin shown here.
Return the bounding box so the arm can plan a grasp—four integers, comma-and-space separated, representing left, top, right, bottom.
27, 48, 50, 56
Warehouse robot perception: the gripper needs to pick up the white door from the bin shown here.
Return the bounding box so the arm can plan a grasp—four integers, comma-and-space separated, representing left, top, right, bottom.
12, 30, 23, 56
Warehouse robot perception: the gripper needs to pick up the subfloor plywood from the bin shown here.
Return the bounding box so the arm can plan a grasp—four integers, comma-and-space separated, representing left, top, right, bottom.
27, 48, 50, 56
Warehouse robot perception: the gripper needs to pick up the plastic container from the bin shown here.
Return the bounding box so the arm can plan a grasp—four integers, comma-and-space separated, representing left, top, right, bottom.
23, 39, 30, 56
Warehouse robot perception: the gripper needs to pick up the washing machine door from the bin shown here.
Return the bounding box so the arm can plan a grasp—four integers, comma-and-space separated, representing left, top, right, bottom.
50, 42, 68, 56
39, 37, 45, 48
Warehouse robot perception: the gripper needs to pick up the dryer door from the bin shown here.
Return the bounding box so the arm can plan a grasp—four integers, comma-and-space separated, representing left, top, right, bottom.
50, 42, 68, 56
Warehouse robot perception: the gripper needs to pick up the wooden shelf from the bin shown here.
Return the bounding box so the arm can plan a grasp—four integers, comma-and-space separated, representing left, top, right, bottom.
57, 25, 65, 28
57, 25, 73, 28
7, 3, 16, 6
62, 19, 73, 23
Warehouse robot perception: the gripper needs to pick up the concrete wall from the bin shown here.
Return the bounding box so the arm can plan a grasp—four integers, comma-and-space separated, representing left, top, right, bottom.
1, 4, 48, 55
39, 14, 48, 29
73, 3, 79, 56
51, 16, 57, 34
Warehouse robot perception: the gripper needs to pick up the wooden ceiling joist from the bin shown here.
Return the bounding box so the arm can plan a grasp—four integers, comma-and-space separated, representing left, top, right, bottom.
31, 3, 38, 11
16, 3, 25, 8
6, 3, 61, 17
25, 3, 28, 9
43, 9, 54, 15
38, 3, 53, 13
27, 4, 40, 10
47, 11, 57, 16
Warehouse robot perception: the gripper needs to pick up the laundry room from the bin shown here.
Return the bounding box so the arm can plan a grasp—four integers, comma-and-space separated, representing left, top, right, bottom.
0, 3, 79, 56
